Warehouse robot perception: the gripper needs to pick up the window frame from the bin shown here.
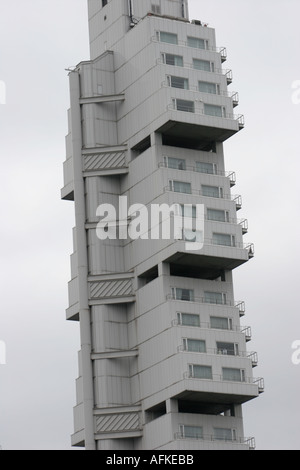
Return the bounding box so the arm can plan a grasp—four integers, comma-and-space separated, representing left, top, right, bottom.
210, 316, 233, 331
177, 312, 200, 327
169, 179, 192, 194
171, 287, 194, 302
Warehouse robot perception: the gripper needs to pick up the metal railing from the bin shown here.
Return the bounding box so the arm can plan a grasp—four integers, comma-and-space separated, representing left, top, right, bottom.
174, 432, 255, 448
157, 56, 233, 81
167, 293, 245, 309
167, 102, 244, 126
152, 34, 227, 56
159, 161, 236, 183
183, 371, 264, 391
177, 345, 258, 364
172, 319, 252, 339
161, 80, 239, 103
164, 185, 242, 205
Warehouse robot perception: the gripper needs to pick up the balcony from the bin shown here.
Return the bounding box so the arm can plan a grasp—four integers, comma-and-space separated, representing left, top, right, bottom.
184, 370, 265, 393
174, 432, 256, 450
177, 344, 258, 367
159, 161, 237, 187
162, 80, 239, 107
172, 318, 252, 342
167, 292, 245, 312
175, 371, 264, 404
164, 185, 243, 210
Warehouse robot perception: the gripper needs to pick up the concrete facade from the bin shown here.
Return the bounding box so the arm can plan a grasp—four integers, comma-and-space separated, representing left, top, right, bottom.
61, 0, 263, 450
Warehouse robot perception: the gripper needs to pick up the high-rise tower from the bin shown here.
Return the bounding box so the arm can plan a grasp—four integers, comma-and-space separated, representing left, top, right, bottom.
61, 0, 263, 450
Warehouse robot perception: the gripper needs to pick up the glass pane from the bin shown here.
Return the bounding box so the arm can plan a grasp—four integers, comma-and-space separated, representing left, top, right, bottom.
214, 428, 232, 441
187, 36, 205, 49
212, 233, 232, 246
184, 425, 203, 439
198, 81, 217, 94
187, 339, 206, 353
181, 313, 200, 327
196, 161, 215, 174
207, 209, 226, 222
171, 76, 189, 89
216, 342, 236, 356
176, 288, 194, 301
176, 99, 194, 113
222, 368, 243, 382
165, 54, 183, 66
193, 59, 211, 72
180, 204, 197, 218
210, 316, 229, 330
204, 104, 223, 117
193, 365, 212, 379
167, 157, 186, 170
204, 291, 224, 305
202, 185, 220, 198
160, 32, 178, 44
173, 181, 192, 194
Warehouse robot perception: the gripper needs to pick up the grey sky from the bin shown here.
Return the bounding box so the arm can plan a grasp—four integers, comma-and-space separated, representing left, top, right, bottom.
0, 0, 299, 450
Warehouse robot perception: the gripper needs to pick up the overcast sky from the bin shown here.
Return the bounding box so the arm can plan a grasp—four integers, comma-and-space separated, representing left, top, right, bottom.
0, 0, 300, 450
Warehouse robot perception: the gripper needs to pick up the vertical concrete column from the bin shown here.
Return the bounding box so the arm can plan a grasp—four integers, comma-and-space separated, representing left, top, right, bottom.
69, 71, 96, 451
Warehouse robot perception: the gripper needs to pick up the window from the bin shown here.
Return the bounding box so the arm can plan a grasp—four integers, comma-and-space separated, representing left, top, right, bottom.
180, 204, 197, 218
214, 428, 235, 441
193, 59, 214, 72
167, 75, 189, 90
210, 316, 233, 330
173, 99, 195, 113
164, 156, 186, 170
189, 364, 213, 379
187, 36, 207, 49
159, 32, 178, 44
196, 161, 216, 175
201, 185, 223, 198
151, 4, 161, 14
172, 288, 194, 301
198, 81, 220, 95
183, 338, 206, 353
169, 180, 192, 194
180, 425, 203, 439
204, 291, 226, 305
212, 233, 235, 247
162, 53, 183, 67
207, 209, 229, 223
177, 312, 200, 327
204, 104, 225, 118
222, 368, 245, 382
216, 342, 239, 356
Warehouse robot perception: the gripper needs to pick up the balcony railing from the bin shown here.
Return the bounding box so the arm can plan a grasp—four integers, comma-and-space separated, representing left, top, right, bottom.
177, 345, 258, 366
164, 185, 242, 208
159, 161, 236, 186
152, 34, 227, 58
172, 319, 252, 341
174, 433, 256, 449
183, 371, 265, 393
167, 293, 245, 310
161, 80, 239, 104
157, 56, 233, 83
167, 103, 243, 126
